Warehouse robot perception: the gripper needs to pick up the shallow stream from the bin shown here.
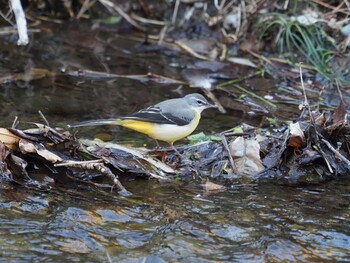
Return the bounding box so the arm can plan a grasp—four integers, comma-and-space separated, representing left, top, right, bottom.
0, 22, 349, 262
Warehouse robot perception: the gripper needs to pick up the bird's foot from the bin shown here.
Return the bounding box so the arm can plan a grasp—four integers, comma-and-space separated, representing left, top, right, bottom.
154, 139, 161, 149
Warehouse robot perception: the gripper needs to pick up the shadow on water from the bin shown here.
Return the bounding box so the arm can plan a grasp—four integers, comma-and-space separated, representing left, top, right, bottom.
0, 22, 349, 262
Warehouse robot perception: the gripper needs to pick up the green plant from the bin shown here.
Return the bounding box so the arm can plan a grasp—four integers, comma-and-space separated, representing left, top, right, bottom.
259, 13, 337, 79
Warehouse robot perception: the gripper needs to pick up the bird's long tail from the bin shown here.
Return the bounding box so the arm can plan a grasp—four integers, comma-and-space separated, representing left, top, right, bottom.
68, 118, 122, 128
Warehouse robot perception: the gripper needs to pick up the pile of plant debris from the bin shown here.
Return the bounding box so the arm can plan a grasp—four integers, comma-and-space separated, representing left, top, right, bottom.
0, 92, 348, 195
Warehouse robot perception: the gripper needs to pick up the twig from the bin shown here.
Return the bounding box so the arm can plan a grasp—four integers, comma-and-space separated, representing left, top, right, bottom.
233, 84, 276, 108
9, 128, 40, 142
24, 122, 65, 143
298, 63, 314, 121
10, 0, 29, 45
218, 43, 227, 61
0, 27, 40, 35
299, 63, 309, 109
106, 250, 113, 263
34, 16, 63, 24
311, 0, 349, 15
38, 110, 50, 126
172, 0, 181, 25
67, 69, 187, 85
55, 160, 104, 167
335, 79, 344, 101
0, 8, 14, 26
313, 144, 334, 174
218, 70, 262, 87
246, 50, 272, 65
202, 89, 226, 113
214, 0, 221, 10
345, 0, 350, 11
330, 1, 346, 14
222, 0, 236, 14
158, 25, 168, 45
130, 14, 166, 26
76, 0, 97, 19
283, 0, 290, 9
321, 138, 350, 167
55, 160, 131, 195
299, 65, 335, 175
246, 51, 317, 71
12, 116, 18, 129
221, 133, 239, 175
98, 0, 146, 31
174, 40, 208, 60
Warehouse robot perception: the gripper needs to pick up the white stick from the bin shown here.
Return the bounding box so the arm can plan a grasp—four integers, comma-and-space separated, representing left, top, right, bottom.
10, 0, 29, 45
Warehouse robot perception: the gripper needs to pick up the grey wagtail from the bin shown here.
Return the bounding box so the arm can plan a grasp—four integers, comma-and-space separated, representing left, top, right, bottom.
68, 93, 216, 150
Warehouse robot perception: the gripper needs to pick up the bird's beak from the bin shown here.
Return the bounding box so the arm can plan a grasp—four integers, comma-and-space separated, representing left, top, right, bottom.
207, 103, 217, 108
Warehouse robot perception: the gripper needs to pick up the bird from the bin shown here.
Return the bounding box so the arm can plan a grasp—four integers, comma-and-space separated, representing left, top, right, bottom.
68, 93, 216, 152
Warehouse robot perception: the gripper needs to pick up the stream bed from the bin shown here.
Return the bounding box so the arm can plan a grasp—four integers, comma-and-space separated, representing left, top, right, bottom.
0, 21, 349, 262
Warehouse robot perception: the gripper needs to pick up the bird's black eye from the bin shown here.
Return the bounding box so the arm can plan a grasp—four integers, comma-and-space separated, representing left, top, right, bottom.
196, 99, 205, 105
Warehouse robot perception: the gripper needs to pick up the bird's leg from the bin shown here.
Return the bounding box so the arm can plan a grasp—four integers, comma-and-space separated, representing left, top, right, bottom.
154, 139, 161, 149
169, 142, 182, 156
169, 143, 190, 163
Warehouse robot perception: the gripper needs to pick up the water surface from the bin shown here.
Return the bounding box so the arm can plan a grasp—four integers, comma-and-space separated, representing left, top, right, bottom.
0, 21, 349, 262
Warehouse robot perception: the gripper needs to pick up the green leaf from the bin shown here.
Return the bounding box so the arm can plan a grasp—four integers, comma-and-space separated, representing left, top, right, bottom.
93, 16, 122, 25
266, 117, 278, 126
187, 132, 221, 143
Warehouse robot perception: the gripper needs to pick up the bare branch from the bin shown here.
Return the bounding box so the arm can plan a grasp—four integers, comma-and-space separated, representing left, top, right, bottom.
10, 0, 29, 45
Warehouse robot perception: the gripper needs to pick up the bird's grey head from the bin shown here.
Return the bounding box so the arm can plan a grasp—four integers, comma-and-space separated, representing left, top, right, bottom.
184, 93, 216, 113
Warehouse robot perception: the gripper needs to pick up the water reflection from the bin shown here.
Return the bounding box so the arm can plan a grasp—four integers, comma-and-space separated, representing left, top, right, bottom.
0, 180, 349, 262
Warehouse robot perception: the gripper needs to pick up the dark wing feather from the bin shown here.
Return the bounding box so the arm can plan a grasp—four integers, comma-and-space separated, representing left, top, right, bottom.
120, 106, 190, 126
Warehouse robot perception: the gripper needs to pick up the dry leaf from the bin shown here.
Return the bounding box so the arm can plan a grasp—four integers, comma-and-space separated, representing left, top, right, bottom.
0, 128, 20, 150
315, 112, 329, 127
19, 140, 63, 163
288, 122, 305, 148
204, 180, 227, 193
230, 137, 264, 177
332, 99, 347, 124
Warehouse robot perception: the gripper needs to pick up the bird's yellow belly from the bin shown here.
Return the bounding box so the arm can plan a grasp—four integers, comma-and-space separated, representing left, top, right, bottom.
118, 114, 200, 144
118, 119, 154, 135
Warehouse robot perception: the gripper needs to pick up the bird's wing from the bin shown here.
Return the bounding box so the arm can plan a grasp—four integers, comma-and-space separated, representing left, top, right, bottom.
120, 106, 191, 126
